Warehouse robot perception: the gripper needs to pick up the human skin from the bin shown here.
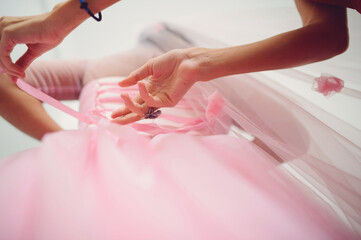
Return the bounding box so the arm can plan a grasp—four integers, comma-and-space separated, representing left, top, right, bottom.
0, 73, 62, 140
0, 0, 119, 140
0, 0, 350, 135
0, 44, 159, 140
111, 0, 349, 124
0, 0, 120, 79
310, 0, 360, 10
0, 0, 353, 81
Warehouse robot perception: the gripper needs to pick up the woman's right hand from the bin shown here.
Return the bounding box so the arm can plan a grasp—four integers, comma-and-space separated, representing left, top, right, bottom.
0, 13, 66, 79
111, 48, 213, 124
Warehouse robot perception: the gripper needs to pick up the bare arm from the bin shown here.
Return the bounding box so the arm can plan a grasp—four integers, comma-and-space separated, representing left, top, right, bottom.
191, 0, 349, 82
0, 58, 87, 140
111, 0, 350, 124
0, 74, 62, 140
308, 0, 356, 9
0, 0, 120, 78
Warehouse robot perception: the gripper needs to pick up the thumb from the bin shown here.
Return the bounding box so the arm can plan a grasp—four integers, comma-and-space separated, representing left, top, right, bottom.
119, 60, 153, 87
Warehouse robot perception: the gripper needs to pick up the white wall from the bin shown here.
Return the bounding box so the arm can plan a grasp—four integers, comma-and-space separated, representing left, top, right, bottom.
1, 0, 360, 157
0, 0, 295, 157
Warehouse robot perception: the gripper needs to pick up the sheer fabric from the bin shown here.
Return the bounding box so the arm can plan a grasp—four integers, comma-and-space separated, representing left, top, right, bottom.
164, 8, 361, 235
1, 75, 357, 239
0, 6, 360, 239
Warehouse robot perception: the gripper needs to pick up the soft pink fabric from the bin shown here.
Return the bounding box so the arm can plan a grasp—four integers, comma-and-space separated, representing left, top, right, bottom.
0, 121, 355, 240
0, 75, 357, 239
1, 23, 360, 239
76, 77, 231, 136
169, 21, 361, 237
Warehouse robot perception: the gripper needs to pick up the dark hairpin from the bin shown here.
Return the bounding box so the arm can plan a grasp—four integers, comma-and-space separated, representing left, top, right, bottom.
144, 107, 162, 119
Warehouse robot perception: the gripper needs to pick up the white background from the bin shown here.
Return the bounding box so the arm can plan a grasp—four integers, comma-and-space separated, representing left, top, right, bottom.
0, 0, 360, 157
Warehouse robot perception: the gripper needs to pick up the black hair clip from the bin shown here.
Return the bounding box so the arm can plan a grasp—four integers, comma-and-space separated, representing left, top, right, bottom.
79, 0, 102, 22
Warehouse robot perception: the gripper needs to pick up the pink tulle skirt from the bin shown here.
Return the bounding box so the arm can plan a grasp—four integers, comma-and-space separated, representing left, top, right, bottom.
0, 120, 355, 239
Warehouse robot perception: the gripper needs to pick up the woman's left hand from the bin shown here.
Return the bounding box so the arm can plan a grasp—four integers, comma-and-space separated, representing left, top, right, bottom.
0, 13, 67, 79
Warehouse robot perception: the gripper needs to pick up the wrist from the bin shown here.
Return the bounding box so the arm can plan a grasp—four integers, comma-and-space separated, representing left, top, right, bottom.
184, 47, 218, 83
47, 0, 121, 37
48, 0, 89, 38
185, 47, 231, 83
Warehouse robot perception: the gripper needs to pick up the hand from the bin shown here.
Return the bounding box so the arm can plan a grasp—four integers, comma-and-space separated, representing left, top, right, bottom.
0, 13, 66, 79
111, 48, 203, 124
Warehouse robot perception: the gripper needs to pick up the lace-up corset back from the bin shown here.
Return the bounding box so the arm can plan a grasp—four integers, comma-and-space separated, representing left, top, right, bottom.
78, 77, 231, 136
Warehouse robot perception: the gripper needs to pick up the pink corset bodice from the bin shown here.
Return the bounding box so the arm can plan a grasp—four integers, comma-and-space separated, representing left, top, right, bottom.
78, 77, 232, 136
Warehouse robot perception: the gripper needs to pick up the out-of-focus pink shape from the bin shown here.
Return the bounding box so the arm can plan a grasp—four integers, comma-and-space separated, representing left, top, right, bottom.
205, 91, 225, 121
312, 73, 344, 97
0, 66, 5, 74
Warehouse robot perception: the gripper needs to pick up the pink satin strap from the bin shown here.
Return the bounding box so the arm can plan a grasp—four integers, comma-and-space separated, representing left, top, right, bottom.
14, 77, 226, 134
15, 78, 94, 125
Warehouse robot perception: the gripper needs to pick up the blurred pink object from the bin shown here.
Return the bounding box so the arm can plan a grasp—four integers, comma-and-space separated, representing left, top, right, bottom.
0, 66, 5, 74
205, 91, 225, 121
312, 73, 344, 96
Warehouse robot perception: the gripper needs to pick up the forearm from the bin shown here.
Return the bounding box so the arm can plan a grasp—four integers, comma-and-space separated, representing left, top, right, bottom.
309, 0, 355, 9
190, 22, 348, 82
49, 0, 121, 37
0, 74, 62, 140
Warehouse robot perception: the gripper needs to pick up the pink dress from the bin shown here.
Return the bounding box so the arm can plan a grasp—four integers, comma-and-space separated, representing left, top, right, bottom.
0, 75, 357, 240
1, 22, 361, 239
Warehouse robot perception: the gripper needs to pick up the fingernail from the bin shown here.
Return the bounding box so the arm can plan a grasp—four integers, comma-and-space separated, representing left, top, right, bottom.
118, 80, 127, 86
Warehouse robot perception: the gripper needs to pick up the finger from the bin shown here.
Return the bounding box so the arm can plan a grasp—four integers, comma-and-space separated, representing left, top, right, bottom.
138, 81, 166, 108
111, 105, 129, 119
111, 94, 144, 119
0, 35, 25, 78
0, 66, 19, 83
111, 112, 142, 125
118, 61, 153, 87
0, 60, 23, 78
15, 47, 42, 70
121, 93, 147, 116
0, 55, 25, 78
